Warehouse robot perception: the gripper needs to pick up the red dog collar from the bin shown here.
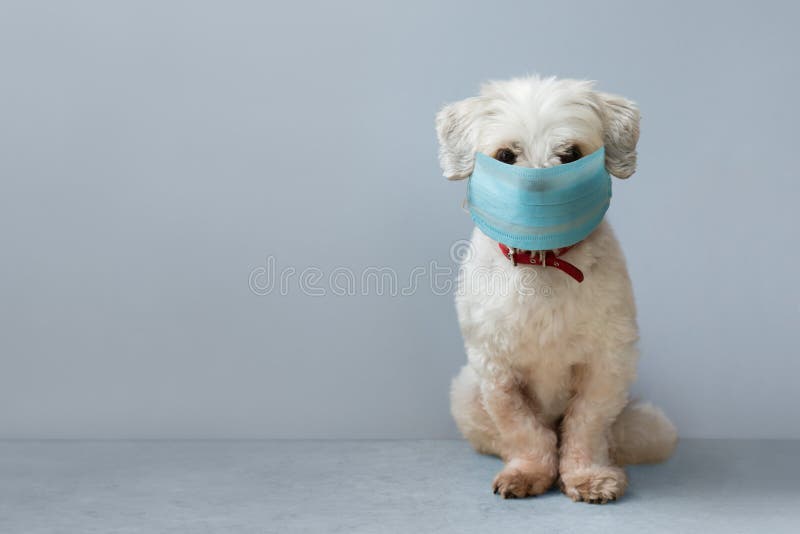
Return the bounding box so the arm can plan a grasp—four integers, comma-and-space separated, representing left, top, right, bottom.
498, 243, 584, 283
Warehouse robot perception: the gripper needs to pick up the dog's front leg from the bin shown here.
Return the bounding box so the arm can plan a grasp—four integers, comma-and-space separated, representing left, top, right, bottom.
480, 371, 558, 498
558, 355, 634, 503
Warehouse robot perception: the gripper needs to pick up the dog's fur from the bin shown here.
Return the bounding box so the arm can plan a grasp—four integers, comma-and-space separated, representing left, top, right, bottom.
436, 76, 677, 503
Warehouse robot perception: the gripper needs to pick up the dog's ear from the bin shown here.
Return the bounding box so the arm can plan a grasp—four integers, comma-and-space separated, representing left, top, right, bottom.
435, 97, 484, 180
595, 92, 640, 179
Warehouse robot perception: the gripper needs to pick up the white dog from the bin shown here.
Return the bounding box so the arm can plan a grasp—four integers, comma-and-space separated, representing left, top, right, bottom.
436, 76, 677, 503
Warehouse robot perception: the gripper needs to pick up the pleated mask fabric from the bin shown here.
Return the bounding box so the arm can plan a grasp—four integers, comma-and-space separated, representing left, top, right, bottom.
467, 147, 612, 250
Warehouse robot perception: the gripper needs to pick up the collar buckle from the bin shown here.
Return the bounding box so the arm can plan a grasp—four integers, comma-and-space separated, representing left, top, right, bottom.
507, 247, 518, 266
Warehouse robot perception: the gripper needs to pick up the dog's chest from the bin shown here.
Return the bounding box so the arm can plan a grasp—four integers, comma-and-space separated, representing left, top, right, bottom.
520, 360, 575, 424
459, 261, 590, 356
512, 298, 584, 421
458, 258, 590, 419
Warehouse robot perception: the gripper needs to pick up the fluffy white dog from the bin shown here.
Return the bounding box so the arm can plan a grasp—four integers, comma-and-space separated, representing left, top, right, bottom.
436, 76, 677, 503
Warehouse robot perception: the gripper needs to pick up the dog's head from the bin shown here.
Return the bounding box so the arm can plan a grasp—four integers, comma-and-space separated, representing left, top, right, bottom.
435, 76, 639, 180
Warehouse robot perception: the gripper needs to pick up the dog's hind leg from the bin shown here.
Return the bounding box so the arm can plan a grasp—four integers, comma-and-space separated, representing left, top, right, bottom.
450, 364, 501, 456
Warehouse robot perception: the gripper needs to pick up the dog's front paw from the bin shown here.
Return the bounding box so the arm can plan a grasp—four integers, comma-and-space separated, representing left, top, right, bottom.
492, 459, 556, 499
559, 465, 627, 504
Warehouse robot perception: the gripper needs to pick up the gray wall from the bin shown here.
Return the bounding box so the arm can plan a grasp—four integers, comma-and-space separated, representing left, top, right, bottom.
1, 0, 798, 439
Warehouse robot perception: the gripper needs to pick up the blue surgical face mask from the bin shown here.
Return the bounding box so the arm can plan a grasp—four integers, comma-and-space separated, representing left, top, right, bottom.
466, 146, 612, 250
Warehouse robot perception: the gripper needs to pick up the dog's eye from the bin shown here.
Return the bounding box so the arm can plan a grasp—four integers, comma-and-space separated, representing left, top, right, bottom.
494, 148, 517, 164
558, 145, 582, 164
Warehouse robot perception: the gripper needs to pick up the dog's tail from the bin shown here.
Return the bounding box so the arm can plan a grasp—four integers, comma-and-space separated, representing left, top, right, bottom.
611, 401, 678, 465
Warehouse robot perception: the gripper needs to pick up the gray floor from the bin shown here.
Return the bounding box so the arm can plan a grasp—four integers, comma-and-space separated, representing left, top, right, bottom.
1, 440, 798, 534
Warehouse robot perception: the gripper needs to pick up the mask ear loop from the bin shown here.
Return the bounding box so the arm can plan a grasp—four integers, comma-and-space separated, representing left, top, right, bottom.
461, 197, 470, 214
